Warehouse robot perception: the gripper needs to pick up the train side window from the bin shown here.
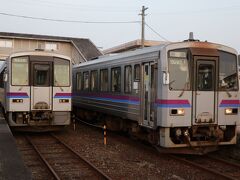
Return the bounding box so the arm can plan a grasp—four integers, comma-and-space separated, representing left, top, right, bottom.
100, 69, 108, 92
0, 68, 5, 88
111, 67, 121, 92
90, 70, 98, 91
124, 65, 132, 93
133, 64, 140, 94
134, 64, 140, 81
76, 72, 82, 91
83, 71, 89, 91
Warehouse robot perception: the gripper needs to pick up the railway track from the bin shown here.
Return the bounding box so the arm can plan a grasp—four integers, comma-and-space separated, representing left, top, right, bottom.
14, 134, 56, 179
170, 154, 240, 180
23, 133, 111, 180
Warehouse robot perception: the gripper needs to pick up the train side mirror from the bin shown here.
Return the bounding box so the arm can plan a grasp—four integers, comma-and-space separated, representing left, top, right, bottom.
163, 71, 169, 85
3, 73, 8, 82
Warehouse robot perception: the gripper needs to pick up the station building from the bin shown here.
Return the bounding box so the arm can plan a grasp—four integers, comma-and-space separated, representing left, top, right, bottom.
0, 32, 102, 64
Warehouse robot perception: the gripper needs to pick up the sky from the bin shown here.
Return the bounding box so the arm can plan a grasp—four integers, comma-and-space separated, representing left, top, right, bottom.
0, 0, 239, 52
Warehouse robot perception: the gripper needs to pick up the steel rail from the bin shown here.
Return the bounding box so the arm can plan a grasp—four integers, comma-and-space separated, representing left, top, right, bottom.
25, 136, 61, 180
169, 155, 237, 180
51, 133, 112, 180
206, 155, 240, 169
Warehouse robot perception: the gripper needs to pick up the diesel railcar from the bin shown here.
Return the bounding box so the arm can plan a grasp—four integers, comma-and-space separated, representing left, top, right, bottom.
72, 38, 239, 153
0, 51, 72, 131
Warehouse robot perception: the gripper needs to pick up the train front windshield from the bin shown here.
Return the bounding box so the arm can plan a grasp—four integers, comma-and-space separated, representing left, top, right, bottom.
168, 49, 239, 91
168, 50, 190, 91
11, 56, 70, 87
54, 57, 70, 87
12, 57, 29, 86
218, 51, 238, 91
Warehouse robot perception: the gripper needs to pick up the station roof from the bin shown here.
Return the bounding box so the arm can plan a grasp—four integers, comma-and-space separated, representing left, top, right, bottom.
103, 39, 167, 54
0, 32, 102, 61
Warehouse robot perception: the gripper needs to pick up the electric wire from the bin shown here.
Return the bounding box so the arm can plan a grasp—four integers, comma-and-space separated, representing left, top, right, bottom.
145, 23, 169, 41
0, 12, 140, 24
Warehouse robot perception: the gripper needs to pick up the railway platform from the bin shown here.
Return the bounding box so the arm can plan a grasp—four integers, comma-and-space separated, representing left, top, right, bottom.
0, 113, 31, 180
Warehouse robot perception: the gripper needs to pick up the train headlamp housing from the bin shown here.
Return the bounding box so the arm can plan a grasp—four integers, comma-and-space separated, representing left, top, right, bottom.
225, 108, 238, 115
12, 99, 23, 103
170, 109, 185, 116
59, 99, 69, 103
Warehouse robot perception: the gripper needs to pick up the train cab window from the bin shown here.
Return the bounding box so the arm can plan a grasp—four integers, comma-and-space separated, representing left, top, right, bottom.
12, 57, 29, 86
111, 67, 121, 92
124, 65, 132, 93
83, 71, 89, 91
54, 58, 70, 87
197, 64, 214, 91
34, 64, 50, 86
219, 52, 238, 91
76, 72, 82, 91
168, 50, 190, 90
100, 69, 108, 92
90, 70, 98, 91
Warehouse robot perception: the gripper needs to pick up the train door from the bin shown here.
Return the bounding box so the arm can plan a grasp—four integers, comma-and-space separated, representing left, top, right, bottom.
141, 62, 155, 127
30, 62, 52, 110
193, 57, 218, 125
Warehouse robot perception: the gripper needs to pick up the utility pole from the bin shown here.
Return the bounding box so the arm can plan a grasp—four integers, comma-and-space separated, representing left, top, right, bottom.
139, 6, 148, 48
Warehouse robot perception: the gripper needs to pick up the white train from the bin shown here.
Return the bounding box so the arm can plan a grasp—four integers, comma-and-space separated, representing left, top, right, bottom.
0, 50, 72, 131
73, 37, 239, 154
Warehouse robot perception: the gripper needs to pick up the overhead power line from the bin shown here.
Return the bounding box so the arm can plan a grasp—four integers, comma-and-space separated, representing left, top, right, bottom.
145, 23, 169, 42
0, 12, 140, 24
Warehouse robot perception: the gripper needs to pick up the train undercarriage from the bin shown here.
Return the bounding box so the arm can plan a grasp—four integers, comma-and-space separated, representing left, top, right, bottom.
4, 111, 71, 132
74, 107, 237, 154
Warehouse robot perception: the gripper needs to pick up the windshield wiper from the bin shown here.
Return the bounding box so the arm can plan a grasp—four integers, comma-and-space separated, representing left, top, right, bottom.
225, 88, 232, 98
54, 80, 64, 92
178, 82, 189, 97
169, 80, 175, 90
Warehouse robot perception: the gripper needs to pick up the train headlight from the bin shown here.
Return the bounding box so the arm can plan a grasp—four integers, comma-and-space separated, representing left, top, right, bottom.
59, 99, 69, 103
170, 109, 185, 116
177, 109, 185, 115
12, 99, 23, 103
175, 128, 182, 136
225, 108, 238, 115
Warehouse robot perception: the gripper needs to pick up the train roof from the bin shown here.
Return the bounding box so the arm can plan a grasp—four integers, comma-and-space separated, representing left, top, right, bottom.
74, 43, 169, 68
73, 41, 237, 68
8, 50, 71, 61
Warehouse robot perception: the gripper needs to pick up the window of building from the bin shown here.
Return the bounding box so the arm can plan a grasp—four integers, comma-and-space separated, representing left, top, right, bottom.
90, 70, 98, 91
76, 72, 82, 91
100, 69, 108, 91
45, 42, 58, 51
124, 65, 132, 93
12, 57, 29, 86
111, 67, 121, 92
83, 71, 89, 91
0, 39, 13, 48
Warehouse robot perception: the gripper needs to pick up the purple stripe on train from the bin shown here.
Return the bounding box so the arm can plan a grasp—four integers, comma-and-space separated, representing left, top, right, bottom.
6, 92, 29, 98
74, 93, 140, 105
155, 99, 191, 108
54, 93, 72, 98
219, 100, 240, 108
